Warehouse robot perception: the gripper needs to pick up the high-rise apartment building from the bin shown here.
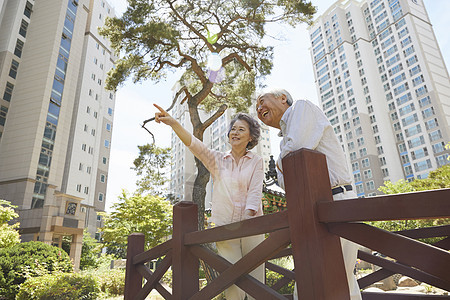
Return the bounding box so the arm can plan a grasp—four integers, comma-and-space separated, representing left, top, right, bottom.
0, 0, 116, 268
309, 0, 450, 197
169, 90, 272, 207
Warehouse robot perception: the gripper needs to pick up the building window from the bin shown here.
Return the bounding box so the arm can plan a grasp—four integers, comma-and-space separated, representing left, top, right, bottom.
108, 108, 113, 116
104, 140, 110, 148
19, 20, 29, 38
106, 123, 111, 131
14, 39, 24, 57
76, 184, 81, 192
24, 1, 33, 18
362, 158, 370, 168
365, 181, 375, 191
0, 106, 8, 126
9, 60, 19, 79
363, 169, 373, 180
84, 186, 89, 194
98, 193, 104, 202
100, 174, 106, 183
3, 82, 14, 102
102, 157, 107, 164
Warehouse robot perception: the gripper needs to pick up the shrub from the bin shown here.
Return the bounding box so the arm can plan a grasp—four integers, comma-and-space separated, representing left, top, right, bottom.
265, 257, 295, 295
16, 272, 99, 300
265, 269, 295, 294
0, 241, 72, 299
98, 268, 125, 296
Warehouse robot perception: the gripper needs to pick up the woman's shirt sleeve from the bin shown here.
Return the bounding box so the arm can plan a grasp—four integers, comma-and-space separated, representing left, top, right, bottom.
187, 135, 219, 178
245, 156, 264, 212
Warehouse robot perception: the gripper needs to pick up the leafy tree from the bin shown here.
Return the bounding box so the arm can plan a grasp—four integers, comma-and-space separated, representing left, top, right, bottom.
374, 165, 450, 234
100, 0, 316, 229
0, 199, 20, 249
132, 143, 171, 196
80, 229, 102, 270
99, 191, 173, 258
378, 179, 415, 195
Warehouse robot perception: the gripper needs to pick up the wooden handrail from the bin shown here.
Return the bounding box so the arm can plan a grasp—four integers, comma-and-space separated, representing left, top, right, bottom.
123, 149, 450, 300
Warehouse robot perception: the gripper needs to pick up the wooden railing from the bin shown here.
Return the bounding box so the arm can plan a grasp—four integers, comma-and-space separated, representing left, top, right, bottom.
124, 149, 450, 299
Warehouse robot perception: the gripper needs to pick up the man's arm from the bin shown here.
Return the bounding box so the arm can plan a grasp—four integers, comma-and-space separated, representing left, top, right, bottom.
277, 101, 331, 189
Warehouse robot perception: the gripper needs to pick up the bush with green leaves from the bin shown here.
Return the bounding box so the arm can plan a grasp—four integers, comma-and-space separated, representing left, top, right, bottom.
16, 272, 99, 300
97, 268, 125, 296
266, 269, 295, 294
0, 199, 20, 249
0, 241, 72, 299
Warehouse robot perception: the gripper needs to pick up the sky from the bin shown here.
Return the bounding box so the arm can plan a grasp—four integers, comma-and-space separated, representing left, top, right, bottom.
104, 0, 450, 211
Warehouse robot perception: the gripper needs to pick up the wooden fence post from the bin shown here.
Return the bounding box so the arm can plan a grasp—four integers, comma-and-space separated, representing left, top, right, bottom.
124, 233, 145, 300
283, 148, 350, 299
172, 201, 199, 300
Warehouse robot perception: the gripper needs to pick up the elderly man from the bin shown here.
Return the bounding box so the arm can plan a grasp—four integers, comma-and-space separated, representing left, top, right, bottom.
256, 88, 362, 300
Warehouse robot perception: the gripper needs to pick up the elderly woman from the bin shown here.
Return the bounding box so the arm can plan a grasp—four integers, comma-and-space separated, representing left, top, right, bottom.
154, 104, 264, 300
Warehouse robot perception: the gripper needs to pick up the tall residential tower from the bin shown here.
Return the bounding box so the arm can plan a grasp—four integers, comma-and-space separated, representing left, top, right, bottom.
0, 0, 116, 268
309, 0, 450, 197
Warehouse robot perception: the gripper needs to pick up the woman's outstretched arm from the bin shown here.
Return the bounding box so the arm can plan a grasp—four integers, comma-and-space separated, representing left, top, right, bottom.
154, 103, 192, 146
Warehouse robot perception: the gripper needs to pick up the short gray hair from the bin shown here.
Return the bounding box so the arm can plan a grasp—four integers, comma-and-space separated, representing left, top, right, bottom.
258, 88, 293, 106
227, 113, 260, 150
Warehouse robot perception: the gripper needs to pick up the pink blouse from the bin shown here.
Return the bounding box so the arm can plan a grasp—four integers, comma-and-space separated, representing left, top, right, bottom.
188, 136, 264, 226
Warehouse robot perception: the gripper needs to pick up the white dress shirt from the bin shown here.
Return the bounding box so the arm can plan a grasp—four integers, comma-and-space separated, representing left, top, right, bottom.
276, 100, 353, 190
188, 136, 264, 226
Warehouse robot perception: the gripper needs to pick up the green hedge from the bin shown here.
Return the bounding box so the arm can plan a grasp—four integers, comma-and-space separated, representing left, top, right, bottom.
0, 241, 73, 299
16, 272, 99, 300
98, 268, 125, 296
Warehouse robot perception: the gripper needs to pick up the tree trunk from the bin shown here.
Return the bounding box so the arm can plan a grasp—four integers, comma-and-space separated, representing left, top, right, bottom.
192, 157, 210, 230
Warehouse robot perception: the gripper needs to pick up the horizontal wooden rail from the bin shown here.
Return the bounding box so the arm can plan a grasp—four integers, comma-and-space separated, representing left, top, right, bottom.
184, 210, 289, 245
133, 239, 172, 265
317, 189, 450, 223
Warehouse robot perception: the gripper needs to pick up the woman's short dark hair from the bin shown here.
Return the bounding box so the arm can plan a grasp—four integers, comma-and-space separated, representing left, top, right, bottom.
227, 113, 260, 150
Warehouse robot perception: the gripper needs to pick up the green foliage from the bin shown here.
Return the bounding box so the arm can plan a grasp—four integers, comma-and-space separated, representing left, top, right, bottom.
97, 268, 125, 296
99, 0, 315, 91
100, 191, 173, 258
409, 164, 450, 190
132, 143, 171, 195
0, 241, 73, 299
0, 200, 20, 249
80, 229, 102, 270
266, 257, 295, 294
16, 272, 99, 300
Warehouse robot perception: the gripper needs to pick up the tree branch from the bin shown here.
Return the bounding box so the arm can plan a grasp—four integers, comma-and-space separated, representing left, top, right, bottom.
222, 52, 251, 71
141, 86, 191, 126
201, 104, 228, 132
165, 0, 215, 52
